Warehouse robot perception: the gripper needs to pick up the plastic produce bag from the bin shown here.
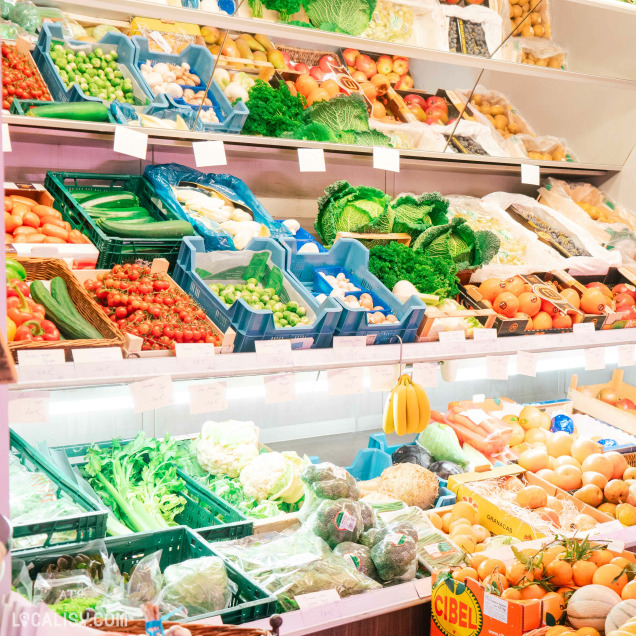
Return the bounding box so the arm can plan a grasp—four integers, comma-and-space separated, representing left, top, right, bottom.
0, 17, 28, 38
512, 36, 566, 69
333, 542, 378, 580
298, 462, 359, 523
441, 5, 504, 59
126, 551, 163, 606
144, 163, 291, 251
359, 501, 376, 532
369, 525, 417, 582
305, 498, 364, 548
504, 133, 575, 163
11, 559, 33, 601
8, 0, 38, 33
158, 556, 231, 616
501, 0, 551, 40
110, 101, 205, 131
370, 118, 446, 152
433, 120, 508, 157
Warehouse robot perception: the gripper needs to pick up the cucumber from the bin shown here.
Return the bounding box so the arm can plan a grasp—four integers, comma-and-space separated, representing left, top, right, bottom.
86, 206, 150, 216
28, 102, 111, 122
30, 280, 104, 340
81, 192, 139, 209
86, 210, 152, 221
98, 219, 195, 238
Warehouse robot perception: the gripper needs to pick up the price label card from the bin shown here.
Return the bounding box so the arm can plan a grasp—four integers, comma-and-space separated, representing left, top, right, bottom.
573, 322, 595, 335
486, 356, 509, 380
18, 349, 67, 382
373, 146, 400, 172
484, 593, 508, 623
327, 367, 364, 395
332, 336, 366, 362
473, 328, 497, 341
255, 339, 293, 368
295, 589, 340, 611
3, 122, 11, 152
73, 347, 124, 378
413, 578, 430, 599
264, 373, 296, 404
9, 391, 50, 424
516, 351, 538, 377
585, 347, 606, 371
618, 344, 636, 368
368, 364, 398, 392
438, 330, 466, 343
193, 140, 227, 167
175, 342, 216, 372
189, 381, 227, 415
114, 125, 148, 160
297, 148, 326, 172
412, 362, 438, 388
129, 375, 173, 413
521, 163, 540, 185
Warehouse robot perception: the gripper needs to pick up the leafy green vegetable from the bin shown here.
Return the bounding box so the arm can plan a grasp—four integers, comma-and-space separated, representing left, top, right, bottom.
248, 0, 263, 18
82, 433, 188, 534
368, 242, 459, 298
412, 217, 501, 270
263, 0, 302, 20
351, 130, 392, 147
49, 597, 101, 622
417, 422, 468, 466
305, 94, 369, 133
389, 193, 449, 240
282, 19, 315, 27
302, 0, 376, 35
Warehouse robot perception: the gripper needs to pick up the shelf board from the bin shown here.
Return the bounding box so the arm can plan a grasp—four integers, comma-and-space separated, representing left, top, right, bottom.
34, 0, 636, 92
4, 115, 617, 176
10, 328, 636, 392
565, 0, 636, 14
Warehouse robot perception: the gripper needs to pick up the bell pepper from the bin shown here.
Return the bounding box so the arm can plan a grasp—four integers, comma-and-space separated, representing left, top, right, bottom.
6, 278, 30, 299
6, 258, 27, 281
14, 319, 60, 342
6, 317, 16, 342
7, 286, 45, 326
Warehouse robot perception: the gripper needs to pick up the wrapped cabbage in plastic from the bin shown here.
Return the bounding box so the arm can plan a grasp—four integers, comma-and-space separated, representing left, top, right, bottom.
417, 422, 468, 467
298, 462, 359, 522
333, 542, 378, 580
305, 498, 363, 549
370, 527, 417, 582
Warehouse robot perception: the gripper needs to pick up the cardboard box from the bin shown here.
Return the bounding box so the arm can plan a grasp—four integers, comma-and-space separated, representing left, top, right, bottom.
4, 182, 99, 269
448, 465, 611, 542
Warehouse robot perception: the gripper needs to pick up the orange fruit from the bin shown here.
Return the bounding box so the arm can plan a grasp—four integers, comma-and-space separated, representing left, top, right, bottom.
592, 563, 628, 594
572, 559, 597, 586
453, 567, 478, 582
295, 75, 318, 97
320, 79, 339, 98
477, 558, 506, 580
547, 431, 574, 457
571, 438, 602, 464
479, 278, 506, 302
575, 629, 600, 636
519, 584, 546, 600
546, 559, 572, 587
588, 549, 614, 567
611, 556, 631, 568
506, 561, 533, 586
502, 587, 521, 600
306, 87, 330, 106
552, 464, 583, 491
470, 553, 488, 572
542, 591, 566, 624
483, 572, 508, 592
582, 454, 614, 480
622, 579, 636, 599
545, 628, 572, 636
553, 456, 582, 470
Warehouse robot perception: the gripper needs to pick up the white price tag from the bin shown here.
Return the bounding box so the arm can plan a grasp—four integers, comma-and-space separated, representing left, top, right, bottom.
373, 146, 400, 172
264, 373, 296, 404
129, 375, 173, 413
585, 347, 606, 371
412, 362, 438, 388
368, 364, 398, 392
255, 339, 293, 368
608, 540, 625, 553
114, 126, 148, 160
516, 351, 538, 377
473, 328, 497, 341
486, 356, 509, 380
188, 381, 227, 415
327, 367, 364, 395
484, 593, 508, 623
175, 342, 216, 372
295, 589, 340, 611
461, 409, 490, 426
3, 122, 11, 152
438, 330, 465, 343
332, 336, 366, 362
73, 348, 122, 363
73, 347, 124, 378
573, 322, 595, 335
413, 578, 430, 599
9, 392, 50, 424
193, 140, 227, 167
521, 163, 540, 185
18, 349, 67, 382
618, 344, 636, 368
297, 148, 326, 172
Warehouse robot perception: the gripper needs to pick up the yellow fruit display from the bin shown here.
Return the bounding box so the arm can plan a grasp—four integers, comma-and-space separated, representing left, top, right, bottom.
470, 93, 522, 139
383, 375, 430, 435
508, 0, 550, 39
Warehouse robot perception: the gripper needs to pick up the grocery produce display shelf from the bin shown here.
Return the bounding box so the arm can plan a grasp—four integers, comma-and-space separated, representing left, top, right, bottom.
565, 0, 636, 15
4, 116, 616, 178
10, 327, 636, 392
32, 0, 636, 92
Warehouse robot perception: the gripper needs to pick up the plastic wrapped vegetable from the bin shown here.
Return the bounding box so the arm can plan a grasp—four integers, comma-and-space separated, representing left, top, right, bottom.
417, 422, 468, 467
360, 528, 381, 548
305, 498, 363, 549
333, 542, 378, 580
8, 0, 38, 32
239, 451, 307, 504
196, 420, 260, 477
298, 462, 359, 522
359, 501, 376, 532
391, 444, 433, 469
370, 527, 417, 582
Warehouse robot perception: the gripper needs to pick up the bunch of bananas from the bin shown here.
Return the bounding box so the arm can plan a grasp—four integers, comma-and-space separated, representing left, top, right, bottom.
383, 374, 431, 435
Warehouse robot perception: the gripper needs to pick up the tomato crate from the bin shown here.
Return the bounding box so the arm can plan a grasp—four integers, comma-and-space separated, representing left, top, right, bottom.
173, 236, 341, 351
132, 37, 249, 134
281, 237, 426, 345
44, 171, 191, 271
17, 526, 278, 624
52, 438, 252, 540
10, 429, 108, 553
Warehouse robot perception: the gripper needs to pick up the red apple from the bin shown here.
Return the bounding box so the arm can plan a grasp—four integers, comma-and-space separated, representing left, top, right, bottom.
395, 75, 414, 90
294, 63, 309, 75
387, 71, 400, 85
342, 48, 359, 66
351, 70, 368, 83
466, 0, 485, 3
407, 103, 427, 122
598, 388, 619, 405
426, 96, 448, 112
586, 281, 613, 298
617, 398, 636, 410
392, 56, 409, 75
424, 117, 440, 125
376, 55, 393, 75
309, 66, 325, 81
615, 293, 636, 309
426, 107, 448, 124
613, 283, 636, 300
319, 55, 338, 74
404, 94, 427, 110
621, 307, 636, 320
444, 0, 461, 3
355, 54, 377, 79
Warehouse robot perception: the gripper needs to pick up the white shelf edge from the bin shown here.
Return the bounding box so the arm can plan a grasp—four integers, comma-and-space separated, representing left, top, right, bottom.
564, 0, 636, 14
5, 115, 617, 176
10, 328, 636, 391
34, 0, 636, 92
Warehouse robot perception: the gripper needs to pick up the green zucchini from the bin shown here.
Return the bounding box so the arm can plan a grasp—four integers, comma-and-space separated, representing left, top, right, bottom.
86, 206, 150, 216
69, 190, 103, 202
86, 210, 152, 221
82, 192, 139, 209
28, 102, 111, 122
30, 280, 104, 340
98, 219, 195, 238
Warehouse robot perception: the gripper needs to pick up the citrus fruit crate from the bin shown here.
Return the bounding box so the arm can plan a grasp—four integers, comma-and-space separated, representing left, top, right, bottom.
10, 429, 108, 553
33, 23, 157, 105
173, 236, 341, 352
17, 526, 278, 624
132, 37, 249, 133
53, 438, 252, 540
44, 171, 190, 271
281, 237, 426, 345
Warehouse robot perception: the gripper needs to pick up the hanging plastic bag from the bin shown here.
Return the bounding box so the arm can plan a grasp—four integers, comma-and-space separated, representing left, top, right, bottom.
512, 36, 567, 69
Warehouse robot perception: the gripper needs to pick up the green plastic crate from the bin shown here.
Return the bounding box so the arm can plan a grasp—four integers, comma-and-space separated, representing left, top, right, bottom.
54, 439, 252, 540
17, 527, 278, 624
10, 430, 108, 552
44, 172, 190, 271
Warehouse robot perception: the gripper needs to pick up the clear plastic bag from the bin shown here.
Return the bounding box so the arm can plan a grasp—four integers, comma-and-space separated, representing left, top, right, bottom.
369, 119, 447, 152
126, 551, 163, 606
305, 499, 364, 549
298, 463, 359, 523
503, 133, 574, 162
512, 36, 566, 69
333, 542, 378, 580
369, 525, 417, 582
11, 559, 32, 602
8, 0, 39, 33
441, 5, 504, 59
432, 120, 508, 157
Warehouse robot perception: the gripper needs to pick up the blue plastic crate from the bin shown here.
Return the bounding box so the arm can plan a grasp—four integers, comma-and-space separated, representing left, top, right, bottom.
132, 38, 249, 133
435, 486, 456, 508
173, 236, 341, 349
282, 237, 426, 346
368, 432, 417, 455
345, 448, 392, 481
33, 24, 157, 105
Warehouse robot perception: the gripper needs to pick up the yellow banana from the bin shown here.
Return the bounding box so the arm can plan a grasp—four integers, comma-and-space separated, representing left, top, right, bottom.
383, 391, 395, 434
412, 381, 431, 433
405, 383, 419, 435
393, 380, 408, 436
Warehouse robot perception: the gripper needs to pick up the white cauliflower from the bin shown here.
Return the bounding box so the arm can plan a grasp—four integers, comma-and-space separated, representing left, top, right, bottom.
239, 451, 307, 503
196, 421, 260, 477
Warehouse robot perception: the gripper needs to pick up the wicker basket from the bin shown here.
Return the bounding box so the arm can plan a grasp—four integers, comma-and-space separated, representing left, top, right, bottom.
8, 257, 124, 362
275, 45, 341, 68
84, 616, 282, 635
